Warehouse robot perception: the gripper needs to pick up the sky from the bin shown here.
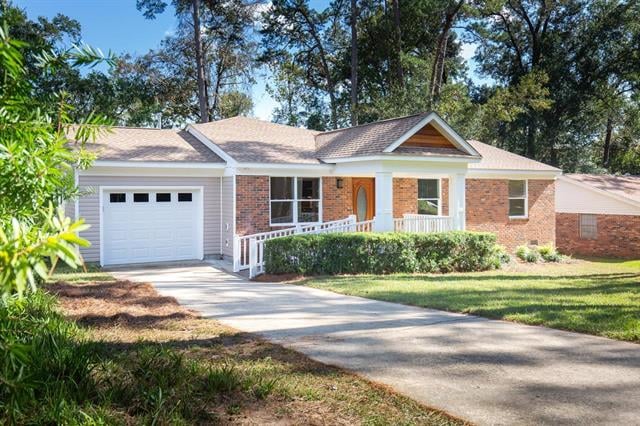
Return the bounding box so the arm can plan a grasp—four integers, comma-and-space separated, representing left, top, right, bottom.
15, 0, 483, 121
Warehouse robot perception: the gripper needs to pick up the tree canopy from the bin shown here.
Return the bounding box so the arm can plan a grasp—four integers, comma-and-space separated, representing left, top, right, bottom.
3, 0, 640, 173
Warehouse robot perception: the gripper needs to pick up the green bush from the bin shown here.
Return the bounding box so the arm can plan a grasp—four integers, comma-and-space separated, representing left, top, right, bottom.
515, 245, 541, 263
263, 231, 500, 275
537, 245, 563, 262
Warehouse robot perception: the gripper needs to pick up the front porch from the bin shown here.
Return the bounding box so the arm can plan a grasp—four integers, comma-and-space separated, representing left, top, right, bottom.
233, 169, 469, 277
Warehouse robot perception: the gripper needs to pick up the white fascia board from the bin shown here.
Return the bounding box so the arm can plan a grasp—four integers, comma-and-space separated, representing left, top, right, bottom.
467, 168, 561, 179
230, 162, 334, 177
92, 160, 225, 169
82, 163, 225, 177
333, 159, 469, 177
325, 154, 481, 164
185, 125, 238, 166
382, 112, 482, 157
558, 175, 640, 209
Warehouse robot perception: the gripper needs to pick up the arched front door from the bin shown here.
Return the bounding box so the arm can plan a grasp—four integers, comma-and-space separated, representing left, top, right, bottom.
352, 178, 375, 221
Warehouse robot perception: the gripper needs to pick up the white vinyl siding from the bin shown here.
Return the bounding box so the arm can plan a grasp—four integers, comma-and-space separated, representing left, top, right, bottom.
556, 178, 639, 216
77, 175, 221, 263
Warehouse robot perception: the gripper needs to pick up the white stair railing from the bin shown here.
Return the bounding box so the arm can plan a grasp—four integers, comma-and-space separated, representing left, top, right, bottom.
236, 215, 375, 274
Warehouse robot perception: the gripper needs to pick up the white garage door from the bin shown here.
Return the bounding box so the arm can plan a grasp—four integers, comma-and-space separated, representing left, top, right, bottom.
102, 188, 202, 265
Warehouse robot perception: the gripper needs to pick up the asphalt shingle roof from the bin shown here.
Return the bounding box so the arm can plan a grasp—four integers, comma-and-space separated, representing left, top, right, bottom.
564, 173, 640, 203
467, 140, 560, 172
315, 113, 432, 159
191, 116, 320, 164
81, 127, 224, 163
75, 115, 560, 173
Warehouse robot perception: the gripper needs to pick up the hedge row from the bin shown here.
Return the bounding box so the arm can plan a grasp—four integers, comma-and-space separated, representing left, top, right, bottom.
263, 231, 502, 275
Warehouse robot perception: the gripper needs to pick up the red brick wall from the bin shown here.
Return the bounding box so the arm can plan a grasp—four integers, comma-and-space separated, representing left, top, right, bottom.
465, 179, 555, 251
393, 178, 418, 217
323, 177, 353, 221
236, 175, 270, 235
556, 213, 640, 258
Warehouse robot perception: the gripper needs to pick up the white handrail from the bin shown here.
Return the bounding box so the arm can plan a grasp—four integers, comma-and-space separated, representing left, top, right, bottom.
235, 215, 368, 273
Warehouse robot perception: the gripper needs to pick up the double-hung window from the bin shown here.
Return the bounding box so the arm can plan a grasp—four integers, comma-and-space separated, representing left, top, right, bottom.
508, 180, 528, 218
270, 177, 321, 225
417, 179, 440, 215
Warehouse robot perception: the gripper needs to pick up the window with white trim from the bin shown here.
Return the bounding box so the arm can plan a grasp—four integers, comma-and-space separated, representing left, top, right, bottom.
270, 177, 321, 225
579, 214, 597, 239
508, 180, 527, 218
417, 179, 440, 215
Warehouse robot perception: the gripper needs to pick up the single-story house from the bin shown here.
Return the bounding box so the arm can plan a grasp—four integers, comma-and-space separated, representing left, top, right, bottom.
68, 112, 561, 269
556, 174, 640, 258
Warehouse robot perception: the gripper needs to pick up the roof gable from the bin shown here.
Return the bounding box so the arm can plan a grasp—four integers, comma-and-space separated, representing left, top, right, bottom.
383, 112, 480, 158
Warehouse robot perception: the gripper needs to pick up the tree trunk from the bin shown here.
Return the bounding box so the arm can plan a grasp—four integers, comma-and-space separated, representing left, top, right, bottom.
350, 0, 358, 126
526, 118, 537, 158
192, 0, 209, 123
429, 0, 464, 103
391, 0, 403, 88
602, 115, 613, 167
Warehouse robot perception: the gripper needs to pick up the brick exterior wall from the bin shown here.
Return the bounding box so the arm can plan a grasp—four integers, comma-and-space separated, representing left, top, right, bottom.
236, 175, 270, 235
393, 178, 418, 217
322, 177, 354, 221
556, 213, 640, 258
236, 175, 556, 252
464, 179, 556, 251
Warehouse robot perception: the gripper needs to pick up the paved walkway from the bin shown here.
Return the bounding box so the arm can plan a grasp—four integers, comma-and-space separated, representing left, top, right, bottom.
113, 264, 640, 426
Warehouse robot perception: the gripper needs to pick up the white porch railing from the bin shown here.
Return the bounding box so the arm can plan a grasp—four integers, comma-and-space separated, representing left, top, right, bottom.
394, 214, 453, 233
235, 214, 452, 278
234, 215, 374, 275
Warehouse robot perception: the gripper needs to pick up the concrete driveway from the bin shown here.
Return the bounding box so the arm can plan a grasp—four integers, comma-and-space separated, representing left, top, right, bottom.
113, 264, 640, 426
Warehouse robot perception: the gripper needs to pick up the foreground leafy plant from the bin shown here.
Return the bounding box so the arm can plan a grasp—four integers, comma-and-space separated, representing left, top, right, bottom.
0, 23, 112, 297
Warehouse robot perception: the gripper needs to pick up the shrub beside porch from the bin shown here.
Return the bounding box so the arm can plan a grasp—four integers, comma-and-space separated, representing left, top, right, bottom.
264, 231, 502, 275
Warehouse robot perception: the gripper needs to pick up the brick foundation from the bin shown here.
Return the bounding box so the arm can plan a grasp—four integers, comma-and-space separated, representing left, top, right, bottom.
556, 213, 640, 258
464, 179, 556, 251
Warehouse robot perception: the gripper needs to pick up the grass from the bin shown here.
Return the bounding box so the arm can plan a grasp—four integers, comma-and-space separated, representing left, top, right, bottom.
300, 258, 640, 342
29, 267, 464, 425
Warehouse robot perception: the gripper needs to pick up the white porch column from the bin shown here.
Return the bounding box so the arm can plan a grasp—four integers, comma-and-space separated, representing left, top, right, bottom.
374, 171, 394, 232
448, 172, 467, 230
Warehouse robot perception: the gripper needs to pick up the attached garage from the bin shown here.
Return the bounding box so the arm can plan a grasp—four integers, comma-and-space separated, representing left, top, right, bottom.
101, 188, 203, 265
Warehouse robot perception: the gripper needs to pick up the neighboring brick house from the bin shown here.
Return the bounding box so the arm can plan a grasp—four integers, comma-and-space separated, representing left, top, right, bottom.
70, 111, 561, 269
556, 174, 640, 258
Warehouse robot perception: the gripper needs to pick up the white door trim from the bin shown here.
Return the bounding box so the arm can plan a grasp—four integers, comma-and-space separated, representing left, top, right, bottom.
99, 185, 204, 266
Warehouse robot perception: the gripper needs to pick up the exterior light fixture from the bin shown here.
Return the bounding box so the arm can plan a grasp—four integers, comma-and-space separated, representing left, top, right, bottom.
336, 178, 344, 189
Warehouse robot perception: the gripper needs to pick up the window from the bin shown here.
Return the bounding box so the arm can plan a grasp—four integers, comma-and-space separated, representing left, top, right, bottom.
508, 180, 527, 218
156, 193, 171, 202
417, 179, 440, 215
109, 193, 126, 203
270, 177, 321, 224
580, 214, 597, 239
133, 193, 149, 203
178, 192, 192, 202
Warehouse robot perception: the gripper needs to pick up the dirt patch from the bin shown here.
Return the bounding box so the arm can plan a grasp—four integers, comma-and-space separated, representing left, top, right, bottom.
48, 279, 464, 425
253, 273, 305, 283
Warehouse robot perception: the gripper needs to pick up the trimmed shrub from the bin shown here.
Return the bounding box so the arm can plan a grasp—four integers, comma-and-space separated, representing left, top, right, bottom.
263, 231, 500, 275
537, 245, 563, 262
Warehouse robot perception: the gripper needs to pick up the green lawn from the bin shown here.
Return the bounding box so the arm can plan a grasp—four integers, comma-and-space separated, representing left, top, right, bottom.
300, 259, 640, 342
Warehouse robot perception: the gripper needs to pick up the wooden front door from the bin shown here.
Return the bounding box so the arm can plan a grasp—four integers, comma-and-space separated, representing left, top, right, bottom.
352, 178, 375, 221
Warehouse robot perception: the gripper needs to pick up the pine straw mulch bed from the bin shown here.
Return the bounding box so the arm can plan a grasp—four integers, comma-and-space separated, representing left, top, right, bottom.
47, 280, 465, 426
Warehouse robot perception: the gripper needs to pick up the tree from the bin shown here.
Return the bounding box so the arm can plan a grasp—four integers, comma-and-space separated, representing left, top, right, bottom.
0, 23, 112, 297
261, 0, 345, 129
137, 0, 256, 123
